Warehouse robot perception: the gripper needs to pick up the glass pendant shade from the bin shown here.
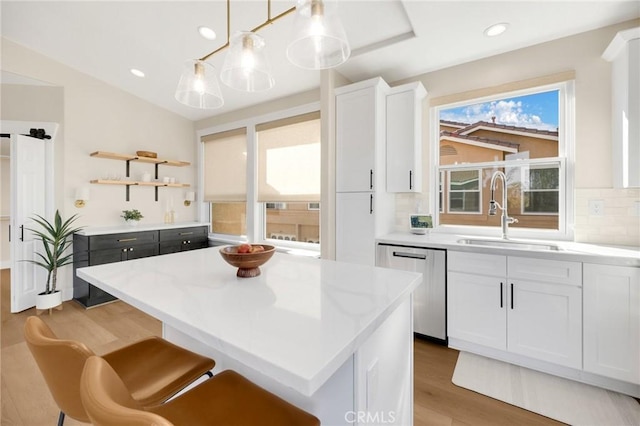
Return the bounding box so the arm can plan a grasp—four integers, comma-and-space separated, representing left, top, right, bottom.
220, 31, 275, 92
287, 0, 350, 70
175, 59, 224, 109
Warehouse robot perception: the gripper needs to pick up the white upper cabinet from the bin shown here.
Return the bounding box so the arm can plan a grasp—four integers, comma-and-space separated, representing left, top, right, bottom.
336, 78, 389, 193
602, 27, 640, 188
386, 82, 427, 193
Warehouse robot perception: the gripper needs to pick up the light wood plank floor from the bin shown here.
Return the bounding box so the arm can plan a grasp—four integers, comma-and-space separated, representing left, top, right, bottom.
1, 268, 562, 425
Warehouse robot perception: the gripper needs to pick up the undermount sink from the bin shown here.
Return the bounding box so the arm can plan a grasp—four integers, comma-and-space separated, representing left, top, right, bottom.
457, 238, 562, 251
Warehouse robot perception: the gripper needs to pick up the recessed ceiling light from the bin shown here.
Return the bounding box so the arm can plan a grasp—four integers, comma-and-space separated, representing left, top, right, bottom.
484, 23, 509, 37
198, 26, 217, 40
130, 68, 145, 78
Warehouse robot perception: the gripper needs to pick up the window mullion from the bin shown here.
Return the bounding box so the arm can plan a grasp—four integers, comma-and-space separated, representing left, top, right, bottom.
246, 125, 259, 242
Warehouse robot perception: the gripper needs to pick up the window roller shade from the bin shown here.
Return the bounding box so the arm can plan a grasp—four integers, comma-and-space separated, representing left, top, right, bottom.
202, 128, 247, 202
257, 113, 321, 203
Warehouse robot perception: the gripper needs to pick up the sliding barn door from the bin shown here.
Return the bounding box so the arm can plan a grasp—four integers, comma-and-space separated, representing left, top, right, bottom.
10, 134, 47, 312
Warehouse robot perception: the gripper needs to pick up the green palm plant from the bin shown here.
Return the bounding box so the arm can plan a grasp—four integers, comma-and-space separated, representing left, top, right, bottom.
26, 210, 83, 294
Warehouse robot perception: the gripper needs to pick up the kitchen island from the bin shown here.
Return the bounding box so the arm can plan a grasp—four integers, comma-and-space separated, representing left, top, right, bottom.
77, 247, 422, 425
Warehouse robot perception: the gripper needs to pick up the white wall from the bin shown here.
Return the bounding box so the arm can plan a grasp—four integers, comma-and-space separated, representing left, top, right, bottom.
1, 38, 197, 229
393, 19, 640, 247
1, 38, 197, 297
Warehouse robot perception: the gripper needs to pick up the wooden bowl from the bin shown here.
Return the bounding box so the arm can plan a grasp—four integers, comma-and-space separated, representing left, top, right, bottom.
219, 244, 276, 278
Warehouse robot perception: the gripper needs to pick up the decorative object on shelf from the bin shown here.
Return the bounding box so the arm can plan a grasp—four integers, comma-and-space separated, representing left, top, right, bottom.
121, 209, 143, 226
26, 210, 83, 313
184, 191, 195, 207
219, 244, 275, 277
175, 0, 350, 109
74, 187, 90, 208
136, 150, 157, 158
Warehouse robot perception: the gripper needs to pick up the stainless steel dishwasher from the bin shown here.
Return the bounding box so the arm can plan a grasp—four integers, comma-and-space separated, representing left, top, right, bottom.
376, 243, 447, 343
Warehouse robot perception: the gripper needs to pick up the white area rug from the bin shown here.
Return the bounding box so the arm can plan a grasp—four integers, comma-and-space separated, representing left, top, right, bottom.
452, 352, 640, 426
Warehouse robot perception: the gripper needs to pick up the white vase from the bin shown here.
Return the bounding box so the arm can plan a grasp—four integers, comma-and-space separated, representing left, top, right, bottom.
36, 291, 62, 310
126, 220, 139, 227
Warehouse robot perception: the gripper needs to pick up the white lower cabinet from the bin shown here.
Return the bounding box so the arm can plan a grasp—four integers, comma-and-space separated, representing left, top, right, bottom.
507, 279, 582, 368
448, 251, 582, 369
583, 263, 640, 384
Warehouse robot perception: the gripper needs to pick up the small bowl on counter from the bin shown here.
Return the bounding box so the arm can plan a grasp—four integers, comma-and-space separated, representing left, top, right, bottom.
219, 244, 276, 278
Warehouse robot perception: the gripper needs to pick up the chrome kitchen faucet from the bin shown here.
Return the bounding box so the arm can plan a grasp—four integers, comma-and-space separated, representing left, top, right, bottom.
489, 170, 518, 239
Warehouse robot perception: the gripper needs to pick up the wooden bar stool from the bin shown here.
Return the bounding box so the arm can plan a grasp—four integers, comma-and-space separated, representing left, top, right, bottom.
24, 316, 215, 425
81, 355, 321, 426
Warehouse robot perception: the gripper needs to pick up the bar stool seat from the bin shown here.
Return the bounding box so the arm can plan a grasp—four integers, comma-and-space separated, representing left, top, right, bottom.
81, 355, 321, 426
24, 316, 215, 424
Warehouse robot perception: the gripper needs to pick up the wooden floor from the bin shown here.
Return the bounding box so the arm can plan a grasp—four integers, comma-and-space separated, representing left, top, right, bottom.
1, 268, 562, 425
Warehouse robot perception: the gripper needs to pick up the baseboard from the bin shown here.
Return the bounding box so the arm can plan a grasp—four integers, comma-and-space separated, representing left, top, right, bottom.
0, 261, 10, 269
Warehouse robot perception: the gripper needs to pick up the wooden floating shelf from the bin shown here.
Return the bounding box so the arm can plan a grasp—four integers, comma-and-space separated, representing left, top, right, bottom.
90, 151, 190, 167
90, 180, 190, 188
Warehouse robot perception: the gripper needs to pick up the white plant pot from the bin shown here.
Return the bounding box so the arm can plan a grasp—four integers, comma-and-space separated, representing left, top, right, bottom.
36, 291, 62, 310
125, 220, 139, 227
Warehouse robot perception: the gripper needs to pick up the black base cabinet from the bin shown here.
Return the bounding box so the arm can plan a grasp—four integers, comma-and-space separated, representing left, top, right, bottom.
73, 226, 208, 308
159, 226, 209, 255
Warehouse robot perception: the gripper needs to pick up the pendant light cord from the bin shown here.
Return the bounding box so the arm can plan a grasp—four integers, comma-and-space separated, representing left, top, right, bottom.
199, 0, 296, 62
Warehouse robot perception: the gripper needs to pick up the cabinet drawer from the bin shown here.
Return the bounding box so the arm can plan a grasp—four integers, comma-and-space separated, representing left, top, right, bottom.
448, 251, 506, 276
508, 257, 582, 286
89, 231, 157, 250
159, 226, 208, 242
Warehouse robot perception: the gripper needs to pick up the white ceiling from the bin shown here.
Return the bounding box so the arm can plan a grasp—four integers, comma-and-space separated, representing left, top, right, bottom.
1, 1, 638, 122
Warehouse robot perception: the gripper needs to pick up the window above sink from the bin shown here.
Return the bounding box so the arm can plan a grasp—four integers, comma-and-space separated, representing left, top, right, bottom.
431, 79, 575, 241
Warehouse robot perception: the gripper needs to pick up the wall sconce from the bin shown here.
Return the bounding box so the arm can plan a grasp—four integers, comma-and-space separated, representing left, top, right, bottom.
184, 191, 195, 207
75, 187, 90, 208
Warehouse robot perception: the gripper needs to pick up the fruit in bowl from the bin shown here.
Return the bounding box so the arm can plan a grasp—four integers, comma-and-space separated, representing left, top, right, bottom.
236, 243, 265, 254
219, 244, 275, 278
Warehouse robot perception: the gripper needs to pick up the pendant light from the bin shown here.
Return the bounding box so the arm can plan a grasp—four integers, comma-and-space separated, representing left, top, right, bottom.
175, 59, 224, 109
175, 0, 350, 109
220, 31, 275, 92
287, 0, 350, 70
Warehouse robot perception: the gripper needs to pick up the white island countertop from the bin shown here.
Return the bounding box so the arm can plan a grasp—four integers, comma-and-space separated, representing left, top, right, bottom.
77, 248, 422, 397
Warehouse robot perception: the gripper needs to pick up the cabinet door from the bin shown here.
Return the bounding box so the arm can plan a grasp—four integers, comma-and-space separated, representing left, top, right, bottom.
507, 280, 582, 368
386, 88, 423, 193
448, 271, 506, 350
336, 88, 376, 192
126, 243, 159, 260
90, 248, 126, 265
336, 192, 375, 265
583, 264, 640, 384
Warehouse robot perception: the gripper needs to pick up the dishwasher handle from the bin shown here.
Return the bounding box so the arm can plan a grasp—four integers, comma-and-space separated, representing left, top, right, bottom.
392, 251, 427, 260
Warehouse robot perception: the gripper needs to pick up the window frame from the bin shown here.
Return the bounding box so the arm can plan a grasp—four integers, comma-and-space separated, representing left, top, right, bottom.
430, 80, 575, 240
197, 102, 322, 252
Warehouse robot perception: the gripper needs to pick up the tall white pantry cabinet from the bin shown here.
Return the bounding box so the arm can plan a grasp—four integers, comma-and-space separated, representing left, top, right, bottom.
335, 78, 395, 265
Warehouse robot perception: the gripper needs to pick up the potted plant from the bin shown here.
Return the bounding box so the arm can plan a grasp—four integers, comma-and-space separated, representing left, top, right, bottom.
27, 210, 83, 310
121, 209, 143, 226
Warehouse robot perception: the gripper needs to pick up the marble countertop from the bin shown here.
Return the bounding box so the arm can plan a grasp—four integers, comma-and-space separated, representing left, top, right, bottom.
377, 232, 640, 267
76, 248, 422, 396
76, 222, 209, 236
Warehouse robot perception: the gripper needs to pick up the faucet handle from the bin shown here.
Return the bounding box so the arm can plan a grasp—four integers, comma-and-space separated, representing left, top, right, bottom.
507, 216, 519, 224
